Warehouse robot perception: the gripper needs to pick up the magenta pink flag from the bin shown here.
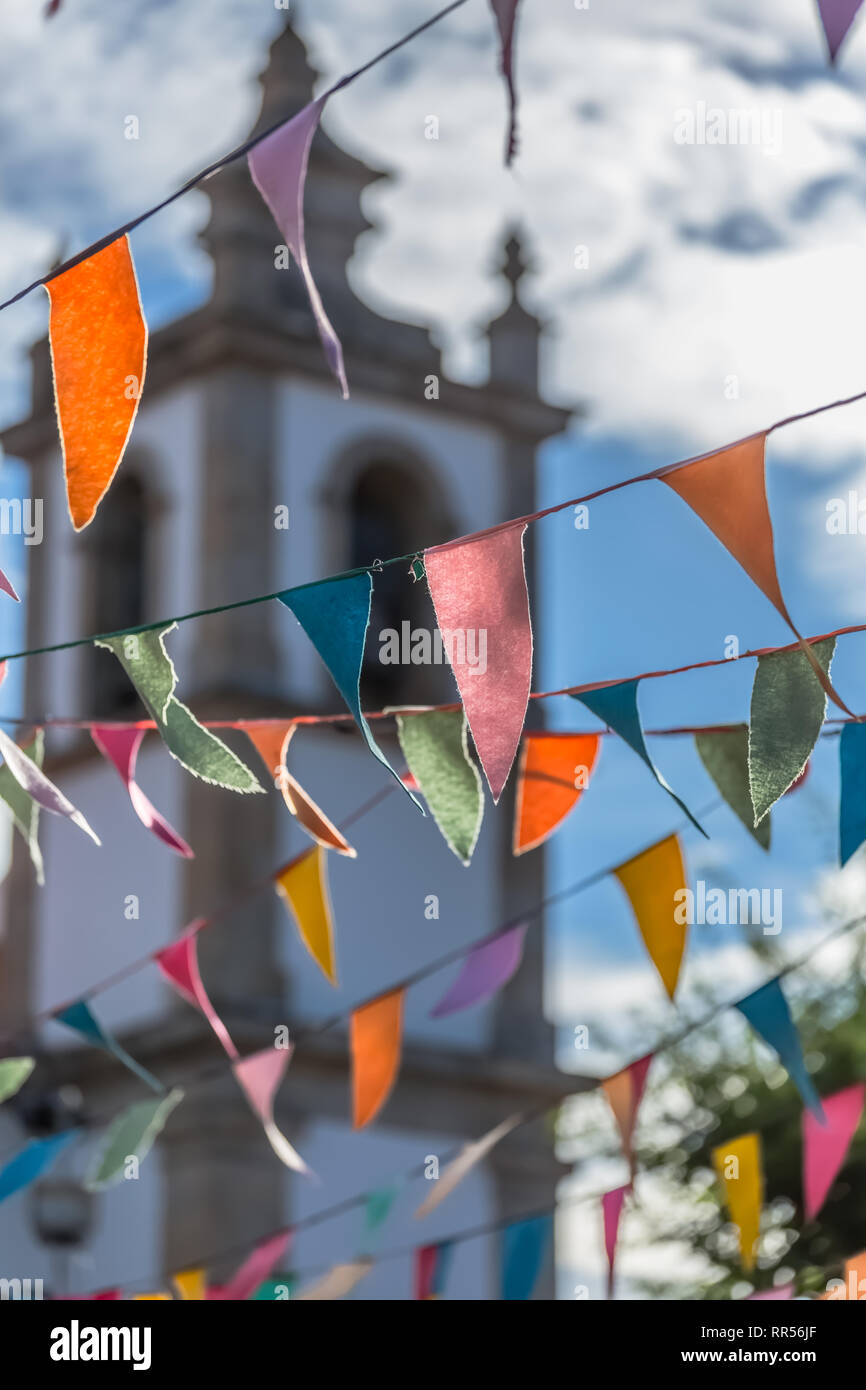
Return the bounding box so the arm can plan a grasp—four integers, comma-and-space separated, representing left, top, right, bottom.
91, 726, 193, 858
0, 569, 18, 602
817, 1, 864, 62
425, 525, 532, 803
208, 1232, 291, 1301
156, 928, 238, 1060
602, 1184, 629, 1299
248, 98, 348, 398
489, 0, 521, 164
233, 1046, 312, 1177
747, 1285, 794, 1301
803, 1082, 865, 1220
431, 924, 527, 1017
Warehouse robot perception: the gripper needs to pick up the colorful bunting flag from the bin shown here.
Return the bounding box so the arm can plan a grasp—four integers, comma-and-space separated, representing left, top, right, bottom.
296, 1259, 373, 1301
91, 726, 193, 858
208, 1232, 291, 1301
232, 1046, 311, 1177
46, 235, 147, 530
55, 999, 163, 1093
351, 989, 405, 1130
156, 928, 238, 1059
425, 526, 532, 804
277, 574, 420, 806
275, 847, 337, 985
602, 1184, 629, 1299
613, 835, 688, 1000
173, 1268, 207, 1301
712, 1131, 763, 1270
248, 98, 348, 398
395, 709, 483, 864
736, 978, 823, 1118
748, 639, 834, 825
747, 1284, 794, 1301
0, 731, 45, 883
363, 1184, 401, 1248
0, 1131, 75, 1205
695, 725, 770, 850
85, 1089, 183, 1191
839, 722, 866, 865
513, 732, 600, 855
489, 0, 522, 164
414, 1241, 455, 1300
96, 625, 263, 793
245, 722, 355, 856
803, 1082, 865, 1221
0, 1057, 35, 1104
415, 1113, 522, 1219
501, 1214, 552, 1300
816, 0, 865, 62
0, 725, 100, 845
601, 1053, 653, 1171
573, 681, 706, 836
430, 924, 527, 1018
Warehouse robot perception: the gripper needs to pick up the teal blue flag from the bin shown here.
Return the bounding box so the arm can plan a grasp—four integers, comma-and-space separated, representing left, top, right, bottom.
501, 1214, 552, 1300
0, 1131, 76, 1205
737, 978, 823, 1119
56, 1000, 162, 1094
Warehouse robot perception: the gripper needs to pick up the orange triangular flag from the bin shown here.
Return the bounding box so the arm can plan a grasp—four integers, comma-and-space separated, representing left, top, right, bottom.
173, 1267, 206, 1301
274, 847, 337, 984
513, 733, 600, 854
613, 835, 687, 1000
350, 989, 405, 1129
46, 235, 148, 530
601, 1053, 652, 1171
246, 723, 355, 856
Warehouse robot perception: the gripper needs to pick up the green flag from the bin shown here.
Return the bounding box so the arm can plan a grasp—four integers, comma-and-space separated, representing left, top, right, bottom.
748, 638, 834, 826
396, 709, 483, 864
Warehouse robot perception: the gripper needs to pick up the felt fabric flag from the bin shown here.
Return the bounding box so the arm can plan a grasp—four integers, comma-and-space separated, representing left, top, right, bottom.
156, 929, 238, 1059
602, 1185, 629, 1299
0, 568, 18, 602
425, 526, 532, 804
351, 989, 405, 1130
513, 732, 600, 855
91, 726, 192, 858
395, 709, 483, 864
712, 1132, 763, 1270
802, 1082, 865, 1221
275, 848, 337, 985
430, 924, 527, 1018
601, 1053, 653, 1169
502, 1214, 552, 1301
173, 1268, 207, 1301
415, 1113, 522, 1219
573, 681, 706, 836
748, 639, 834, 825
296, 1259, 373, 1301
489, 0, 522, 164
414, 1242, 456, 1300
838, 722, 866, 865
56, 999, 162, 1093
134, 1293, 171, 1301
0, 725, 100, 845
0, 1057, 35, 1104
253, 1275, 296, 1300
232, 1046, 311, 1177
363, 1184, 400, 1247
46, 236, 147, 530
86, 1089, 183, 1191
0, 1130, 75, 1205
96, 625, 262, 793
817, 1, 865, 61
248, 98, 347, 397
695, 725, 770, 850
208, 1233, 291, 1301
277, 575, 419, 806
0, 731, 45, 884
747, 1284, 794, 1301
613, 836, 688, 1000
736, 979, 822, 1118
246, 722, 355, 856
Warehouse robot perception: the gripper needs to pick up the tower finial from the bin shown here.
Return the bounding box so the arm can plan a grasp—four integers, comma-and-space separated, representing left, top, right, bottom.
486, 226, 541, 394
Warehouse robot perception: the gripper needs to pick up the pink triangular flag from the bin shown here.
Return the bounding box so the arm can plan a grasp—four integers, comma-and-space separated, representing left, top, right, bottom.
602, 1184, 630, 1300
92, 726, 193, 858
803, 1082, 865, 1220
489, 0, 522, 164
155, 928, 238, 1060
747, 1284, 794, 1301
207, 1232, 291, 1301
425, 525, 532, 803
248, 99, 348, 398
817, 1, 864, 62
233, 1046, 312, 1178
0, 569, 18, 602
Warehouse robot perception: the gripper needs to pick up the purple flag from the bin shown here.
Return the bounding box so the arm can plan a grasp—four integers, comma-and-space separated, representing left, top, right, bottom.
430, 924, 527, 1018
490, 1, 522, 164
747, 1285, 794, 1301
817, 1, 865, 62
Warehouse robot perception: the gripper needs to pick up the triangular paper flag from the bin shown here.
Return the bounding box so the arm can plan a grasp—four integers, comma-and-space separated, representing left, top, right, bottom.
248, 98, 347, 397
277, 575, 420, 806
363, 1184, 400, 1247
55, 999, 162, 1093
0, 1131, 75, 1205
414, 1241, 456, 1300
0, 1057, 35, 1104
351, 988, 405, 1130
85, 1089, 183, 1191
296, 1259, 373, 1301
430, 924, 527, 1018
736, 978, 823, 1118
573, 681, 706, 836
96, 625, 262, 793
613, 836, 688, 1000
489, 0, 522, 164
0, 725, 99, 845
839, 722, 866, 865
601, 1053, 652, 1169
712, 1131, 763, 1270
156, 929, 238, 1060
91, 726, 192, 857
425, 526, 532, 803
747, 1284, 794, 1301
246, 722, 355, 856
173, 1268, 207, 1301
232, 1046, 311, 1177
208, 1233, 291, 1301
0, 731, 45, 884
602, 1184, 629, 1299
817, 0, 865, 62
748, 639, 834, 825
513, 732, 600, 855
46, 236, 147, 529
501, 1214, 552, 1300
395, 709, 483, 864
695, 725, 770, 850
415, 1113, 522, 1218
275, 847, 337, 985
803, 1082, 865, 1220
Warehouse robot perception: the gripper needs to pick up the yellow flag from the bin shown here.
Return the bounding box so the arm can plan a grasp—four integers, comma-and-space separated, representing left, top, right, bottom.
134, 1292, 171, 1300
613, 835, 687, 999
712, 1132, 763, 1270
274, 847, 336, 985
173, 1267, 207, 1300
